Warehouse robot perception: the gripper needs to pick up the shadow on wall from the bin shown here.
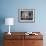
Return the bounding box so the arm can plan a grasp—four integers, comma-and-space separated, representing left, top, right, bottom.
0, 16, 5, 46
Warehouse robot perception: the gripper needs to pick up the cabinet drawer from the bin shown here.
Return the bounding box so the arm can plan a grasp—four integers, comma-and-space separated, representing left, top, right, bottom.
25, 35, 43, 40
4, 40, 16, 46
4, 40, 24, 46
32, 40, 43, 46
4, 35, 24, 40
24, 40, 43, 46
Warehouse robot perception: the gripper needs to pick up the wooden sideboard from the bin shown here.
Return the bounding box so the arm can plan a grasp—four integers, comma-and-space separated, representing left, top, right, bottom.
4, 32, 43, 46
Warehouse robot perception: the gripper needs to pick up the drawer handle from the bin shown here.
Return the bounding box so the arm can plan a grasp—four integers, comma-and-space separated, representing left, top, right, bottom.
32, 42, 35, 44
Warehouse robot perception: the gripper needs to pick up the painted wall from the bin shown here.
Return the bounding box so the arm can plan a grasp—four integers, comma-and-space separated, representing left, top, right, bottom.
0, 0, 46, 32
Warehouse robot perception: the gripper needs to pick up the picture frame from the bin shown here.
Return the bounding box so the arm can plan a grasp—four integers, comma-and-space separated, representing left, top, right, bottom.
18, 9, 35, 23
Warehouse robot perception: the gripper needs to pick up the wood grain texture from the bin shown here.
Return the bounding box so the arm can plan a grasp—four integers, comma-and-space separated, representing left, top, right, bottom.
4, 32, 43, 46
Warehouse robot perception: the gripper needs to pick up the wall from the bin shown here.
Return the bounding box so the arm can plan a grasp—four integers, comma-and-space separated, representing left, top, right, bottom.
0, 0, 46, 32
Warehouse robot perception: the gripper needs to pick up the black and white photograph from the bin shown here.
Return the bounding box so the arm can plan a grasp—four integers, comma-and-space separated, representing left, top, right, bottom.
18, 9, 35, 23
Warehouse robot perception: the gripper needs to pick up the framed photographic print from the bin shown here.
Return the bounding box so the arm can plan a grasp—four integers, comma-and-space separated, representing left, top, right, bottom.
18, 9, 35, 23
